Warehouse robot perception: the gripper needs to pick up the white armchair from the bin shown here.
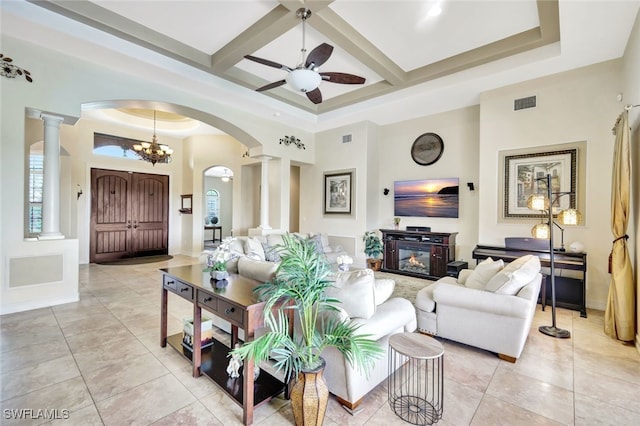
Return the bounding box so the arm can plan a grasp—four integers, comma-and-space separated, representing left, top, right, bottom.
415, 255, 542, 362
321, 269, 417, 412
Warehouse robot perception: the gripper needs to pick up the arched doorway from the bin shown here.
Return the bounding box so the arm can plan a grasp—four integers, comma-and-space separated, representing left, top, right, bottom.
203, 165, 234, 248
76, 100, 262, 261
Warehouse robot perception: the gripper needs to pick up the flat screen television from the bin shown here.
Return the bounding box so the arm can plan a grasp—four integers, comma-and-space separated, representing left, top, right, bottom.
394, 178, 459, 218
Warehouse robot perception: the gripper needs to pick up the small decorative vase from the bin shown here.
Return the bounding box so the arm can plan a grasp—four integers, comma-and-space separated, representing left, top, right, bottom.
338, 263, 349, 272
291, 358, 328, 426
211, 270, 229, 280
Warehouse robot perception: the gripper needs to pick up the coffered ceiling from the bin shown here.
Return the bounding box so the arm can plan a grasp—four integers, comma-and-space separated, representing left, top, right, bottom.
4, 1, 640, 124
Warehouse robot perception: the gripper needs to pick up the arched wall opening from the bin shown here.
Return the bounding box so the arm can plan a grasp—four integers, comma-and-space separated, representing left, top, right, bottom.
71, 99, 264, 261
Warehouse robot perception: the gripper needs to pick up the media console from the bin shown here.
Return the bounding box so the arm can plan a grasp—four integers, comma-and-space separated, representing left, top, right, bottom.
381, 229, 457, 280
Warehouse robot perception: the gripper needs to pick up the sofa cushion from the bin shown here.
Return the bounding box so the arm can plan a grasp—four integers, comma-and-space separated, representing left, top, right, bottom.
325, 269, 376, 319
416, 283, 437, 313
465, 257, 504, 290
244, 237, 266, 261
237, 256, 278, 282
266, 233, 285, 248
485, 255, 541, 295
374, 278, 395, 306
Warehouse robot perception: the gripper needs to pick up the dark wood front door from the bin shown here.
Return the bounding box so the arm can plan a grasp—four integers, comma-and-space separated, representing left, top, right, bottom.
90, 168, 169, 263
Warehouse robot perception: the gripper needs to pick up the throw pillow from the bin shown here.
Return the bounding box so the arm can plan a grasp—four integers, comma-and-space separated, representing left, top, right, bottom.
261, 242, 281, 263
310, 232, 333, 253
244, 237, 266, 261
373, 278, 395, 305
465, 257, 504, 290
485, 255, 541, 295
325, 269, 376, 319
307, 233, 325, 255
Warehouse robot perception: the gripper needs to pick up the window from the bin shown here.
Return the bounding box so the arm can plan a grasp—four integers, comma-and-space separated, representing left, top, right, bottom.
93, 132, 143, 160
205, 189, 220, 224
28, 150, 43, 235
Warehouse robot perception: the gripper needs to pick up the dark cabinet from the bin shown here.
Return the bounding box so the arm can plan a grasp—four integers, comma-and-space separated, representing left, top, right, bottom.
430, 245, 448, 277
380, 229, 457, 280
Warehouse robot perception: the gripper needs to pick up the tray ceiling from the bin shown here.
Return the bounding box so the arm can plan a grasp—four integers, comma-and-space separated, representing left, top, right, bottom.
27, 0, 559, 114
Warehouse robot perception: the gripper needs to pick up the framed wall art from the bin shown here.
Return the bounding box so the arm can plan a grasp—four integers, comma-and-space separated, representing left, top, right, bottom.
503, 148, 577, 219
324, 171, 353, 214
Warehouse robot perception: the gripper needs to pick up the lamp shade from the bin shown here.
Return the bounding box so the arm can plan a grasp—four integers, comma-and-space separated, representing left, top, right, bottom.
557, 209, 582, 225
286, 69, 321, 92
531, 223, 550, 239
527, 194, 549, 211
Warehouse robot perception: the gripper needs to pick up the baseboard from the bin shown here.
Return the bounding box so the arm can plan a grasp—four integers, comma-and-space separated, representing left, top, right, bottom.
636, 334, 640, 356
0, 293, 79, 315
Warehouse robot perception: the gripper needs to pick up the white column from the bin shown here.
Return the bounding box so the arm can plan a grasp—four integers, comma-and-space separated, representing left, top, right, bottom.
258, 156, 272, 230
38, 113, 65, 240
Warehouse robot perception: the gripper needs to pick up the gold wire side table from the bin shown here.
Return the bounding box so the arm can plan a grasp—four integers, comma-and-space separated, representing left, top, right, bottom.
388, 333, 444, 425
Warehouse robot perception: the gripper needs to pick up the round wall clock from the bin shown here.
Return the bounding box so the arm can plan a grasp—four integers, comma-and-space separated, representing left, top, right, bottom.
411, 133, 444, 166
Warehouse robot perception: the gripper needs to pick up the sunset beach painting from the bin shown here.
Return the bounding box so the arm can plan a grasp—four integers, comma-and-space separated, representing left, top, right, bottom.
394, 178, 459, 218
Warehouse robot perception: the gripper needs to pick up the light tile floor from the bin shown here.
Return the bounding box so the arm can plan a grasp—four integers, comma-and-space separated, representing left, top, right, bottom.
1, 255, 639, 425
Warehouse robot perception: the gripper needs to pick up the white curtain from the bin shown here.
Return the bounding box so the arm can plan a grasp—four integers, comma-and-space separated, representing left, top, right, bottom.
604, 111, 636, 341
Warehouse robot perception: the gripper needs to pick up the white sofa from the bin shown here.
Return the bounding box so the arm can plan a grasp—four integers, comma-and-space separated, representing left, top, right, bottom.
415, 255, 542, 362
321, 269, 417, 412
202, 237, 416, 411
201, 233, 349, 283
200, 232, 351, 342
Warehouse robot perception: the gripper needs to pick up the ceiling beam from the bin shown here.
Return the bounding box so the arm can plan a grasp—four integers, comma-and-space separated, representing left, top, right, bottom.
210, 5, 297, 72
27, 0, 211, 69
311, 7, 406, 86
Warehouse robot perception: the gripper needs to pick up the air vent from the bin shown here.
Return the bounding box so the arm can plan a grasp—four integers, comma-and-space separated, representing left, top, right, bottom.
342, 134, 352, 143
514, 96, 536, 111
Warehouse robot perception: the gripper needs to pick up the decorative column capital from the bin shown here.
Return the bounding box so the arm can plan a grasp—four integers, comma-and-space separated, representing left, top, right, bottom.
40, 113, 65, 126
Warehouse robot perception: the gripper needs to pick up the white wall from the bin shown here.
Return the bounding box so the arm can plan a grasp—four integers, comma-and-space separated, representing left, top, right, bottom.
478, 60, 624, 310
377, 106, 480, 264
0, 36, 310, 314
299, 122, 375, 266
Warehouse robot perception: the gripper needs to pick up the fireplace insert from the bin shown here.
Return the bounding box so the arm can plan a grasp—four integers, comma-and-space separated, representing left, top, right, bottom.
398, 243, 431, 276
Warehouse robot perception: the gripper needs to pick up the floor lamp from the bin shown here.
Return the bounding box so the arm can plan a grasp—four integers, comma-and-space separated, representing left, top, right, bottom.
528, 174, 581, 339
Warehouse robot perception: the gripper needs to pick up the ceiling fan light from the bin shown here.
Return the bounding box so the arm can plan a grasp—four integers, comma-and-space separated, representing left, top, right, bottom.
286, 69, 321, 92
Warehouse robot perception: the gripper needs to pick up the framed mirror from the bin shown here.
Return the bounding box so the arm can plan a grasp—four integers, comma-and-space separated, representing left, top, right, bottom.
179, 194, 193, 214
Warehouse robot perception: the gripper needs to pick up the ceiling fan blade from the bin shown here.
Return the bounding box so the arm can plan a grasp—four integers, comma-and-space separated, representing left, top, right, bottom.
320, 72, 366, 85
305, 43, 333, 69
256, 80, 287, 92
306, 88, 322, 104
244, 55, 292, 72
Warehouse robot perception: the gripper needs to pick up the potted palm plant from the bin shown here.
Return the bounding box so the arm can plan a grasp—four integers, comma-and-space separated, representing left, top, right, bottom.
363, 231, 383, 271
231, 233, 383, 425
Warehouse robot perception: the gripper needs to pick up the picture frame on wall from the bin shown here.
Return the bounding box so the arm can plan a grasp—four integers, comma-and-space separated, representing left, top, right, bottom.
503, 148, 577, 219
324, 171, 353, 214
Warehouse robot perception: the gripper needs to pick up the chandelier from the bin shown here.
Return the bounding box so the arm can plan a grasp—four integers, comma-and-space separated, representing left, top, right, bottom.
133, 111, 173, 165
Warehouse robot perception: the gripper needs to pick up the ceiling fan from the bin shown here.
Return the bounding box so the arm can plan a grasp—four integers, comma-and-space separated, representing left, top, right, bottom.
244, 8, 366, 104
